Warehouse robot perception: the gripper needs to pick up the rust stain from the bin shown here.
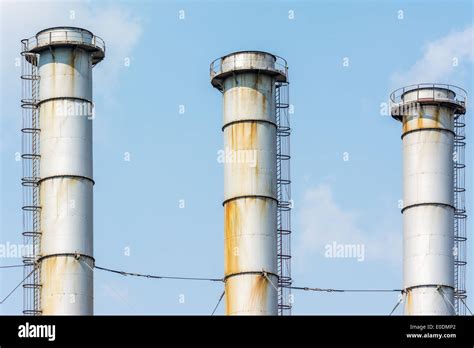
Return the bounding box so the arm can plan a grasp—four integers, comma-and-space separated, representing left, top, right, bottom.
417, 108, 423, 130
255, 74, 268, 115
229, 122, 258, 149
40, 255, 91, 314
69, 48, 76, 69
433, 107, 440, 125
224, 282, 231, 313
403, 106, 447, 134
256, 73, 262, 87
224, 200, 240, 276
224, 197, 265, 276
51, 48, 56, 96
228, 75, 269, 121
41, 256, 65, 314
225, 274, 269, 315
224, 197, 273, 276
433, 108, 441, 141
406, 290, 412, 315
250, 122, 257, 149
70, 48, 76, 97
250, 275, 268, 310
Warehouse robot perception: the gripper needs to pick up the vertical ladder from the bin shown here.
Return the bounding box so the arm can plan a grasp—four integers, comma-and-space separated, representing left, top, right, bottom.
275, 81, 292, 315
20, 43, 42, 316
453, 112, 467, 315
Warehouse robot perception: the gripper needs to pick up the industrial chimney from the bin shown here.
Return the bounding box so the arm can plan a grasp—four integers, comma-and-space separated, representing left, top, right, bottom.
21, 27, 105, 315
210, 51, 291, 315
390, 84, 467, 315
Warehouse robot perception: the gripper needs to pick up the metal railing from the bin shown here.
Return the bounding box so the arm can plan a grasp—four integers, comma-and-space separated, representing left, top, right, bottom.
21, 29, 105, 66
22, 30, 105, 53
210, 54, 288, 81
390, 83, 467, 110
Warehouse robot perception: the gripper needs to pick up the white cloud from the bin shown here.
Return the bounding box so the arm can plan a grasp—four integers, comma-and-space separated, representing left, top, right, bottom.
82, 6, 142, 104
295, 184, 402, 268
391, 25, 473, 87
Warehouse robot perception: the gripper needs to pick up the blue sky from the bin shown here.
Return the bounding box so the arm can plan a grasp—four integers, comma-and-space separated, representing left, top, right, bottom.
0, 0, 473, 315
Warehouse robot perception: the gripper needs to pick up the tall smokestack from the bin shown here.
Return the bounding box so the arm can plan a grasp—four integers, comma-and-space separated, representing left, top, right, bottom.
390, 84, 467, 315
21, 27, 105, 315
210, 51, 288, 315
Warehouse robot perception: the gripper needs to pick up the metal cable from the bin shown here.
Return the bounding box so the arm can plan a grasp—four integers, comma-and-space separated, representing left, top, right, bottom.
94, 264, 223, 282
460, 298, 473, 316
289, 286, 403, 293
211, 290, 225, 315
80, 258, 138, 313
262, 271, 279, 292
93, 263, 403, 293
0, 267, 36, 304
438, 287, 457, 313
389, 293, 405, 315
0, 264, 25, 269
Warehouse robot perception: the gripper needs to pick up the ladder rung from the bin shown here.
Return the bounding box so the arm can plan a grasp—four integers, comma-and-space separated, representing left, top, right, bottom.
277, 179, 291, 185
22, 231, 42, 237
21, 99, 39, 109
454, 236, 467, 242
21, 153, 40, 159
277, 154, 291, 160
22, 309, 42, 315
23, 283, 41, 289
277, 254, 291, 260
20, 74, 40, 80
22, 205, 41, 212
21, 127, 41, 133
